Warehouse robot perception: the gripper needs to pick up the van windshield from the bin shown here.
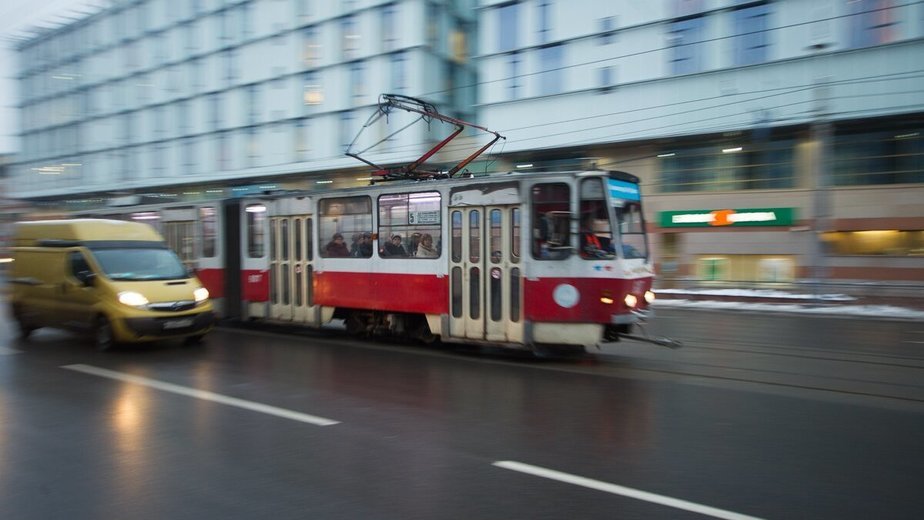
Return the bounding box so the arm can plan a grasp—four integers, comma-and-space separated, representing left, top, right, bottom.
91, 248, 189, 281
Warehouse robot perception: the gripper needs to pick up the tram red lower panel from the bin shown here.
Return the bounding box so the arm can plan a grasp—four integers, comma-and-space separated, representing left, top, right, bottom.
523, 276, 652, 322
196, 268, 225, 299
314, 271, 449, 315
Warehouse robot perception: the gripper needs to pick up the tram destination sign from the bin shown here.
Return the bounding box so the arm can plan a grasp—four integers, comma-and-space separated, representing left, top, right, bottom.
659, 208, 795, 228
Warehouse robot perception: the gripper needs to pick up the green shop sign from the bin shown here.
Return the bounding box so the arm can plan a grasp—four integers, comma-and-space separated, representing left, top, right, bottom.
659, 208, 795, 228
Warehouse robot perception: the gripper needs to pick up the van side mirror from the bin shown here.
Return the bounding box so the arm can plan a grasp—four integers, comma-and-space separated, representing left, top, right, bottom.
77, 271, 96, 286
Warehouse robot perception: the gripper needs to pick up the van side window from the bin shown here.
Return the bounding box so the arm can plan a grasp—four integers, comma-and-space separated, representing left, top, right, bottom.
68, 252, 93, 284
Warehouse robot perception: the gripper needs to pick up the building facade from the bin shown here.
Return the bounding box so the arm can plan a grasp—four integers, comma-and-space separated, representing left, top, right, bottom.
474, 0, 924, 290
8, 0, 924, 289
12, 0, 478, 200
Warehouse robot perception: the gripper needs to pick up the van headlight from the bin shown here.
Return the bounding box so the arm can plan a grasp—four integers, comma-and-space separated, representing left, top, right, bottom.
194, 287, 210, 304
118, 291, 150, 308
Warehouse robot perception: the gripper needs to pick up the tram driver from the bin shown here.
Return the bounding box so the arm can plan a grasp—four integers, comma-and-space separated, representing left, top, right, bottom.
580, 214, 613, 259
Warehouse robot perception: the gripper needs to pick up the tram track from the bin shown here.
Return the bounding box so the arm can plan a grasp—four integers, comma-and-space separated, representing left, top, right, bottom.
221, 323, 924, 409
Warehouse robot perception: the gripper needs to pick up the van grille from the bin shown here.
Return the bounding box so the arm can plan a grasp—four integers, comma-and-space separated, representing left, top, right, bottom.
148, 301, 196, 312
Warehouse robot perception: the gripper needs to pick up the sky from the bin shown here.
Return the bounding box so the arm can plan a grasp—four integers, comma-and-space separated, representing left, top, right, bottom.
0, 0, 100, 154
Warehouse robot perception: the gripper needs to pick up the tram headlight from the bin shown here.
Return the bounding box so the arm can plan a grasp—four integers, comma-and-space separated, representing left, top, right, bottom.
644, 290, 655, 304
624, 294, 638, 309
600, 290, 614, 305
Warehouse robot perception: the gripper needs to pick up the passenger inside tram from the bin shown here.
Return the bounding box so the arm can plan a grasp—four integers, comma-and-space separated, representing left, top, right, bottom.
324, 233, 351, 257
383, 234, 409, 257
415, 233, 439, 258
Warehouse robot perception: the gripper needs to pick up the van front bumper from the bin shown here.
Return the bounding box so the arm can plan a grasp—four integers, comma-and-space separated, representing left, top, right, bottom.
122, 311, 215, 340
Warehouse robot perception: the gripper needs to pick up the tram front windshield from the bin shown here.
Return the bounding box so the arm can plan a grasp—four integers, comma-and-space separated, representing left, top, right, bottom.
580, 176, 649, 261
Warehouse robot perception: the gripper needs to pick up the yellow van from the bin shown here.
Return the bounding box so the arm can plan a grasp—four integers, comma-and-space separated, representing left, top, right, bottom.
8, 219, 215, 350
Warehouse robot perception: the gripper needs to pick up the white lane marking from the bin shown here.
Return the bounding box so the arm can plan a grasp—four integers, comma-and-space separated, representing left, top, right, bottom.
0, 346, 22, 355
62, 364, 339, 426
493, 461, 765, 520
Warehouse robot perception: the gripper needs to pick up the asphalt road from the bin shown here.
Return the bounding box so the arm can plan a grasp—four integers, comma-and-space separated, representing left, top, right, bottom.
1, 308, 922, 519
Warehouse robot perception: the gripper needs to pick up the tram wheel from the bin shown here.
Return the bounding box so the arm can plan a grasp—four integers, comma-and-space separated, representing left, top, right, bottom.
345, 313, 366, 336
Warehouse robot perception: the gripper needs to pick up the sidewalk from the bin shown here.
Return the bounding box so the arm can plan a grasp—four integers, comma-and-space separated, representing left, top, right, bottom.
653, 287, 924, 320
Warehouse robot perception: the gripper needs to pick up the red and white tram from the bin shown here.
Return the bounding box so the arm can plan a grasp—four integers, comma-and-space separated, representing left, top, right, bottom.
66, 95, 677, 352
75, 168, 666, 353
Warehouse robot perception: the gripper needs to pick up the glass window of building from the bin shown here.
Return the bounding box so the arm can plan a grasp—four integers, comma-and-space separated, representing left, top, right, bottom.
303, 72, 323, 107
294, 118, 311, 161
669, 16, 705, 75
302, 27, 320, 67
382, 3, 397, 51
537, 1, 551, 44
849, 0, 897, 48
732, 3, 770, 66
340, 110, 355, 151
823, 230, 924, 256
350, 61, 364, 102
248, 84, 260, 126
390, 51, 406, 93
598, 66, 615, 90
341, 15, 359, 60
832, 128, 923, 185
538, 44, 563, 96
599, 16, 616, 45
498, 3, 518, 52
224, 49, 237, 85
508, 52, 521, 100
659, 137, 795, 191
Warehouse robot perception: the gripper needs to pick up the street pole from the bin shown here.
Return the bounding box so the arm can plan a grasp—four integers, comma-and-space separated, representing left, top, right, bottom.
808, 43, 832, 303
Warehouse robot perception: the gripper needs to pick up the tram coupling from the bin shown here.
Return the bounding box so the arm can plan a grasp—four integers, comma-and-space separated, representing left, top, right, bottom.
611, 309, 683, 349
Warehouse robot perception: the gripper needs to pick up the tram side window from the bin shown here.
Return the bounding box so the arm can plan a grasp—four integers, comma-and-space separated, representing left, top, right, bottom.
378, 191, 442, 258
319, 196, 373, 258
200, 206, 216, 258
615, 201, 648, 260
531, 183, 571, 260
246, 204, 267, 258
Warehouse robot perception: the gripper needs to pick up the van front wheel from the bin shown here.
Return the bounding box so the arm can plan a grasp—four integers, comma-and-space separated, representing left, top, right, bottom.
95, 316, 116, 351
16, 319, 35, 340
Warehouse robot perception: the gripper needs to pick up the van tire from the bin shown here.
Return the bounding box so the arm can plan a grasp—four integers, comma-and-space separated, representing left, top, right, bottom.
16, 320, 35, 340
183, 334, 205, 345
12, 306, 35, 339
95, 316, 116, 351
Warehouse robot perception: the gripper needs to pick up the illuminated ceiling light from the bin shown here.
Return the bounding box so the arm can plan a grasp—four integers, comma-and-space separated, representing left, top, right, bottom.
516, 163, 533, 168
32, 166, 65, 174
316, 180, 333, 184
245, 205, 267, 213
356, 177, 374, 181
657, 153, 675, 158
722, 147, 743, 153
895, 132, 919, 139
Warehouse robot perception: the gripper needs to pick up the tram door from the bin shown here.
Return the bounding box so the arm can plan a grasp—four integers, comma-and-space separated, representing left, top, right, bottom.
269, 215, 318, 325
448, 206, 523, 343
